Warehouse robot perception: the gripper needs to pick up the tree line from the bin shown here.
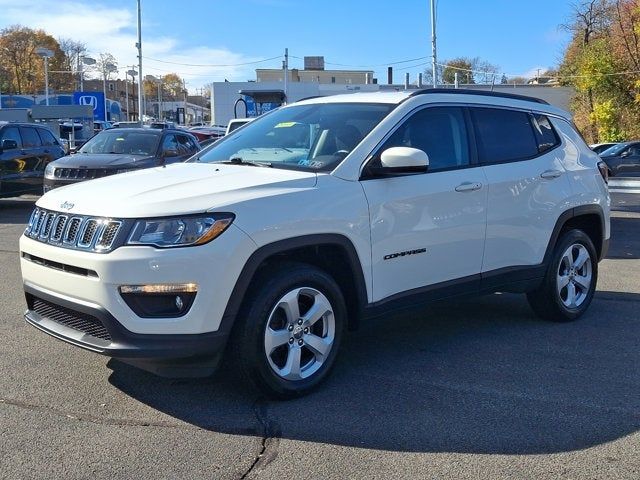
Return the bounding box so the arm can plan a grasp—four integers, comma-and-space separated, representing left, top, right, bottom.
0, 25, 187, 103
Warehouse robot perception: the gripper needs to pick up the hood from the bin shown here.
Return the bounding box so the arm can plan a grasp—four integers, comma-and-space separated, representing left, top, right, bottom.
37, 163, 318, 218
51, 153, 155, 168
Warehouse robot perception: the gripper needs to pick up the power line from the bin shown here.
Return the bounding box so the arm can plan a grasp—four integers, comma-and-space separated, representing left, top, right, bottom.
289, 54, 430, 68
142, 55, 282, 67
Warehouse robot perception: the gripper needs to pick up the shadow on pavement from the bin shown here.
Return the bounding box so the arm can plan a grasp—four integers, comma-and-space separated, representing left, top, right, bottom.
108, 290, 640, 455
0, 197, 37, 225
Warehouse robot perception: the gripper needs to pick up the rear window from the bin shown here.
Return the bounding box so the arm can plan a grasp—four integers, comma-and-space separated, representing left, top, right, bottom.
471, 108, 538, 163
532, 114, 560, 153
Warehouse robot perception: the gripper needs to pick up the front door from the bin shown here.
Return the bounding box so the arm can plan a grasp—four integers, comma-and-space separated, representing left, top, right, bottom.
361, 106, 488, 302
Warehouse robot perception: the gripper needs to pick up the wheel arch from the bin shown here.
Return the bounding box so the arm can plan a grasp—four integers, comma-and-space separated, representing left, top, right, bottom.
221, 234, 368, 332
544, 205, 607, 263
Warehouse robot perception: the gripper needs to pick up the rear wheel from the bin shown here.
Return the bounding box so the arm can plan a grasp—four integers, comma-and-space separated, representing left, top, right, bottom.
230, 263, 346, 399
527, 230, 598, 322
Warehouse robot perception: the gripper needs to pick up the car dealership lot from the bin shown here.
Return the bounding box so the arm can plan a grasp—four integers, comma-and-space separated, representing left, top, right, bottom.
1, 193, 639, 479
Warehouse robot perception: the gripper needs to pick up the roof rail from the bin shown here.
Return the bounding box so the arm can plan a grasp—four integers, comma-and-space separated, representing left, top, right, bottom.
408, 88, 550, 105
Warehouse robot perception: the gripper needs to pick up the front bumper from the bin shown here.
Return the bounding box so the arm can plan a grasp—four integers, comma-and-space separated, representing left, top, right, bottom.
24, 283, 230, 361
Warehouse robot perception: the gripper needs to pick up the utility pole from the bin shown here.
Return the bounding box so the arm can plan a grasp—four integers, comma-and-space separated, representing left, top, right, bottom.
283, 47, 289, 104
136, 0, 144, 122
430, 0, 437, 88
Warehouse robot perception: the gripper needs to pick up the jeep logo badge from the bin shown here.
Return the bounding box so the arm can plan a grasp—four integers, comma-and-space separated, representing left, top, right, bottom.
60, 201, 75, 210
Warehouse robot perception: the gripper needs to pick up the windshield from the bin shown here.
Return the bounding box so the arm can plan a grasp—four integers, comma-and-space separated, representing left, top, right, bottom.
79, 131, 160, 156
196, 103, 394, 171
600, 143, 630, 156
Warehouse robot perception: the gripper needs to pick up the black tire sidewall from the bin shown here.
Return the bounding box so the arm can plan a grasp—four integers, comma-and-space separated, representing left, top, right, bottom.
236, 263, 346, 398
546, 230, 598, 321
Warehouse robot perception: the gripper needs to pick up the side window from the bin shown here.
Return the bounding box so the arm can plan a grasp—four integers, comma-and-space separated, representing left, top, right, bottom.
0, 127, 22, 146
19, 127, 42, 148
37, 128, 59, 147
380, 106, 470, 171
471, 108, 538, 163
532, 114, 560, 153
177, 134, 197, 154
161, 134, 179, 152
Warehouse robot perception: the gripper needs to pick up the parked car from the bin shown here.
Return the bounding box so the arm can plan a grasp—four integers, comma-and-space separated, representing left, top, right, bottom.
0, 122, 66, 198
43, 128, 200, 192
20, 89, 610, 398
149, 121, 176, 129
93, 121, 113, 134
590, 142, 619, 155
225, 118, 254, 135
188, 125, 225, 142
598, 140, 640, 177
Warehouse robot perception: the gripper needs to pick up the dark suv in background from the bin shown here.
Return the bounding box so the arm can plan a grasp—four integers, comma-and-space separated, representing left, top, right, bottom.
0, 122, 66, 199
43, 127, 200, 192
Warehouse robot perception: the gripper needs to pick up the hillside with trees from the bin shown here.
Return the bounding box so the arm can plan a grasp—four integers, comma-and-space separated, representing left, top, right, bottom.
559, 0, 640, 142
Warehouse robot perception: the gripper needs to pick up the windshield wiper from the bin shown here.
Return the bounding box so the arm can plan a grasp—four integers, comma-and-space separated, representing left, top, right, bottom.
221, 157, 272, 168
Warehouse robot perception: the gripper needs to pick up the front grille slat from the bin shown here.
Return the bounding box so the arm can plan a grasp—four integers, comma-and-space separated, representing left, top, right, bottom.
25, 208, 122, 253
31, 297, 111, 341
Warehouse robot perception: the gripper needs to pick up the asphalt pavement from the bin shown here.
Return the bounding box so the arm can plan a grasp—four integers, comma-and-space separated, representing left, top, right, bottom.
0, 192, 639, 479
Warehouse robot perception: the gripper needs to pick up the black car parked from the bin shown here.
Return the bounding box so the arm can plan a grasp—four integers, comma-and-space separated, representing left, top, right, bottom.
44, 128, 200, 192
599, 141, 640, 177
0, 122, 66, 199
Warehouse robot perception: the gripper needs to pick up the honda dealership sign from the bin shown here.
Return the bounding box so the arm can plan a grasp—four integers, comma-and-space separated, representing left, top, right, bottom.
73, 92, 105, 121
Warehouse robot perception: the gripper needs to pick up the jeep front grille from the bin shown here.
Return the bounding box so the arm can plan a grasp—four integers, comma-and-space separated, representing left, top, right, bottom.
25, 208, 124, 253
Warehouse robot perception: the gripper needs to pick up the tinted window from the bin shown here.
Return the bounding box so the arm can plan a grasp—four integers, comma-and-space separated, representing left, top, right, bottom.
472, 108, 538, 163
176, 134, 198, 154
161, 134, 179, 152
19, 127, 42, 148
532, 114, 560, 153
0, 126, 22, 146
37, 128, 59, 146
380, 106, 470, 171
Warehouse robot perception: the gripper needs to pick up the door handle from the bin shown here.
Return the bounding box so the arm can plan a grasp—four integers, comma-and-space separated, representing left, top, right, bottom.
455, 182, 482, 192
540, 169, 562, 179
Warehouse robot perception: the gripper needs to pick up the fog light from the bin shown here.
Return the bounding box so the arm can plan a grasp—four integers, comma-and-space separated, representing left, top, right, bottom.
119, 283, 197, 318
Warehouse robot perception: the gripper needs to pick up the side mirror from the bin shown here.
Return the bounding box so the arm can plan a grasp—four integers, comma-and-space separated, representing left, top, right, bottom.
162, 148, 180, 158
368, 147, 429, 177
620, 150, 631, 158
1, 139, 18, 151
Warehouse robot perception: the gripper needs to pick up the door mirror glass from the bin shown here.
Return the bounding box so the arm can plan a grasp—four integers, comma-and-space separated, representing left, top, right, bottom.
379, 147, 429, 173
1, 139, 18, 150
620, 149, 631, 158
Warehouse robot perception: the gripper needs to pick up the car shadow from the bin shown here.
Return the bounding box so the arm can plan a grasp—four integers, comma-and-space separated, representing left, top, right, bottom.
0, 196, 37, 224
108, 290, 640, 455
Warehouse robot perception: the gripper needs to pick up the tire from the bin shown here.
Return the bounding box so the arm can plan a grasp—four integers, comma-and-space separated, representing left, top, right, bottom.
527, 229, 598, 322
229, 262, 346, 399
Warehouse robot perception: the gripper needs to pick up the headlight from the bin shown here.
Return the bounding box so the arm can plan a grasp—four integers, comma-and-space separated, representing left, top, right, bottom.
44, 163, 56, 179
126, 213, 234, 248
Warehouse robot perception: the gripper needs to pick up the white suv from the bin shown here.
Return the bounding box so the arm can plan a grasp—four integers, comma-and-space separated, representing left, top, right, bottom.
20, 90, 610, 398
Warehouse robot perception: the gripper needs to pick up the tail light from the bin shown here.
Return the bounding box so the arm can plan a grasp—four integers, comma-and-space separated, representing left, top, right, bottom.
597, 161, 609, 184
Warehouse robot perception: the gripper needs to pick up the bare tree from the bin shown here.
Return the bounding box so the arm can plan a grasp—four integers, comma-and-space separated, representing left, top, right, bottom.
562, 0, 613, 45
58, 37, 86, 89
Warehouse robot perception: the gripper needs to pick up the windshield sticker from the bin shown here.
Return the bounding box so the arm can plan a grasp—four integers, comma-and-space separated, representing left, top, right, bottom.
274, 122, 298, 128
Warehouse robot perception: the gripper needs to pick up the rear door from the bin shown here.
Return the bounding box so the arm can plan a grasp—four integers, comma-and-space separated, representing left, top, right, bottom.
472, 108, 573, 276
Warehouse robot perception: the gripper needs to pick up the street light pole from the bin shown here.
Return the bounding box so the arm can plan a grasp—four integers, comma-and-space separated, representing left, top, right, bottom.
136, 0, 144, 122
80, 56, 96, 92
102, 62, 117, 122
430, 0, 437, 88
36, 47, 54, 105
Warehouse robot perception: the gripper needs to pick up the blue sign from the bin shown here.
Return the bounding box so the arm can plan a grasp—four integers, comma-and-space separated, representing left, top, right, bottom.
244, 96, 279, 117
73, 91, 105, 121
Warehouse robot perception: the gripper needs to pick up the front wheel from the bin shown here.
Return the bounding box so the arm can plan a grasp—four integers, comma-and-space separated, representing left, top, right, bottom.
527, 230, 598, 322
229, 263, 346, 399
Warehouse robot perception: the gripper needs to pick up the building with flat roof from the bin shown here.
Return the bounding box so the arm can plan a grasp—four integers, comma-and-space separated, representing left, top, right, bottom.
256, 56, 375, 85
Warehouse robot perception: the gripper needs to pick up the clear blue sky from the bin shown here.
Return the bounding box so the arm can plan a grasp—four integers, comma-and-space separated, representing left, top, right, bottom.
0, 0, 575, 90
